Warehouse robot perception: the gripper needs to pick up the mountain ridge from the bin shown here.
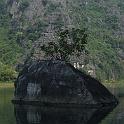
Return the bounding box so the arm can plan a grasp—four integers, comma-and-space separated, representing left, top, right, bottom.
0, 0, 124, 81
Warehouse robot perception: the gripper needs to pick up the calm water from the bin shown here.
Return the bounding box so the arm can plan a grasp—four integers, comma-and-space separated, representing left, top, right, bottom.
0, 85, 124, 124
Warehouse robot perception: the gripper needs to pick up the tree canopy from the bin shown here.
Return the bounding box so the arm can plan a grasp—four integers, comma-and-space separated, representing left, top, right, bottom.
41, 28, 88, 61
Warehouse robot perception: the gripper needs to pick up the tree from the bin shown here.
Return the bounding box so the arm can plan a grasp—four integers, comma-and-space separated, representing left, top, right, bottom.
0, 62, 17, 82
41, 28, 88, 61
19, 1, 29, 12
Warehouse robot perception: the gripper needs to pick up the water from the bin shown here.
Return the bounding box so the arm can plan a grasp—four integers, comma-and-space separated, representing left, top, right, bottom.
0, 85, 124, 124
0, 88, 15, 124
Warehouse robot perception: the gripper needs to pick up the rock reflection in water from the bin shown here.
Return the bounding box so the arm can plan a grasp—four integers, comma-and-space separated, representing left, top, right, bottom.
14, 105, 115, 124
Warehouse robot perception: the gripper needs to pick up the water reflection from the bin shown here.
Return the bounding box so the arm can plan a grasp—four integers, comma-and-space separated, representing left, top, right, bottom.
14, 105, 116, 124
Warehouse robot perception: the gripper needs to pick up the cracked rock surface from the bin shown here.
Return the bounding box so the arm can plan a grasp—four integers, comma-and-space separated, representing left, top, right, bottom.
14, 60, 118, 106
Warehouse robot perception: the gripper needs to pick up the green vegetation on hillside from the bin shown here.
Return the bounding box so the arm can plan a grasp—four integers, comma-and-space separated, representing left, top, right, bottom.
0, 0, 22, 82
69, 0, 124, 80
0, 0, 124, 82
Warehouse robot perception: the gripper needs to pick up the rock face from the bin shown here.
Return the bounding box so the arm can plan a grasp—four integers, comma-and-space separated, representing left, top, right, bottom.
7, 0, 87, 60
13, 60, 118, 106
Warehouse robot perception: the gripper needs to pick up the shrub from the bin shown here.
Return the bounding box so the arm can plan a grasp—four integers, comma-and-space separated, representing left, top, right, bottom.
41, 28, 88, 61
0, 62, 17, 82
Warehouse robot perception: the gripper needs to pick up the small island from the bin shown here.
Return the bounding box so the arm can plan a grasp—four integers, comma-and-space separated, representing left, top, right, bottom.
12, 60, 118, 107
12, 29, 118, 107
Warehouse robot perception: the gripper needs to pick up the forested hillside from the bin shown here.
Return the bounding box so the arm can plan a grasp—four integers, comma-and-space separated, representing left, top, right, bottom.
0, 0, 124, 81
0, 0, 23, 81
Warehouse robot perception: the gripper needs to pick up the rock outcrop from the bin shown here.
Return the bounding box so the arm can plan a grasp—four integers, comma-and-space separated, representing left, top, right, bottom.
12, 60, 118, 107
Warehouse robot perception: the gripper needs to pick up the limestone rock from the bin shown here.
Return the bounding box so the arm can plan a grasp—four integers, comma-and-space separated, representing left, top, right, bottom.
13, 60, 118, 106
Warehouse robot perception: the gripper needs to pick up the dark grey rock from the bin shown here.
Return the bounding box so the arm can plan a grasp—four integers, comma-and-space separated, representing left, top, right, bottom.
13, 60, 118, 106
